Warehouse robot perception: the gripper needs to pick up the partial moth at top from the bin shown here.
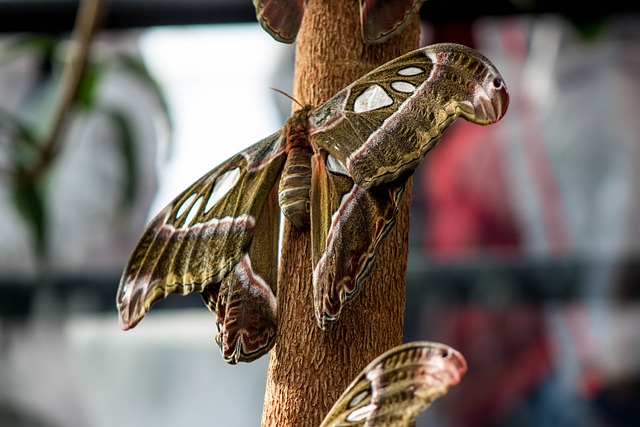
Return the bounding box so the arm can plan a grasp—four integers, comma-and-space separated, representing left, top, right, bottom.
253, 0, 426, 44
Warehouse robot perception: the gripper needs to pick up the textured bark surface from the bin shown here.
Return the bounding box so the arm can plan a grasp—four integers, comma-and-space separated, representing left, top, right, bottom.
261, 1, 420, 426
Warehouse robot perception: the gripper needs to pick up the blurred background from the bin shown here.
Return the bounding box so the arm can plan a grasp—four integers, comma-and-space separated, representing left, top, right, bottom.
0, 1, 639, 426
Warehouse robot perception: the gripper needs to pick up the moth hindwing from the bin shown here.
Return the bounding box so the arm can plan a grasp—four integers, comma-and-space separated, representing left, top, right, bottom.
319, 341, 467, 427
310, 150, 406, 328
360, 0, 425, 44
253, 0, 305, 44
253, 0, 425, 45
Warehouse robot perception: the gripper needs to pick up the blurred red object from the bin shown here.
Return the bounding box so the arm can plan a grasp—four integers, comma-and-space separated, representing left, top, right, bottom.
420, 120, 522, 258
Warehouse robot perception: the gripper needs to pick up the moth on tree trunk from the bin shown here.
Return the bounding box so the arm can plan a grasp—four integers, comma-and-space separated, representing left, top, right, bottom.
261, 1, 420, 425
115, 0, 509, 425
115, 42, 508, 368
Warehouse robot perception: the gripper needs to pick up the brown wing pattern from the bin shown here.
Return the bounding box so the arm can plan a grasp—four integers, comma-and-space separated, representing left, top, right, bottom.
307, 43, 508, 327
116, 132, 286, 342
360, 0, 424, 44
253, 0, 305, 44
118, 44, 509, 366
310, 151, 406, 328
253, 0, 422, 45
202, 174, 281, 363
309, 43, 509, 189
320, 342, 467, 427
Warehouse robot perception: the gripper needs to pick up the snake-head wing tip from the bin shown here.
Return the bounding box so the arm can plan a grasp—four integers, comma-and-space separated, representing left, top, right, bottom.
116, 281, 147, 331
493, 80, 510, 121
450, 349, 468, 383
116, 301, 143, 331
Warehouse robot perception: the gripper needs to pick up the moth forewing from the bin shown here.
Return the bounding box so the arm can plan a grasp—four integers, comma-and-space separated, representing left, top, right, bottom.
319, 342, 468, 427
116, 133, 286, 333
307, 48, 434, 184
309, 43, 509, 190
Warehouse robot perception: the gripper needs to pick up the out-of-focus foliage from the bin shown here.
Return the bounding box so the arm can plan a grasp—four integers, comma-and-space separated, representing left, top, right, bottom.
0, 35, 171, 260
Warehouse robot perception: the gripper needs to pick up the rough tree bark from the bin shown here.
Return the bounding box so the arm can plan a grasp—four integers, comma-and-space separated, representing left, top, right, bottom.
261, 1, 420, 426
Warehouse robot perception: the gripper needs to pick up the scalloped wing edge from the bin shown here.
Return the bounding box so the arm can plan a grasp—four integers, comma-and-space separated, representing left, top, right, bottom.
320, 341, 467, 427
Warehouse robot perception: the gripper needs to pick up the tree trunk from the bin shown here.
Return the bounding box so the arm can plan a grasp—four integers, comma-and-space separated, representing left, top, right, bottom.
261, 1, 420, 426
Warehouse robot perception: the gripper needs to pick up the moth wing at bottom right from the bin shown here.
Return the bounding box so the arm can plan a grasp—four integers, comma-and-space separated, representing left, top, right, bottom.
319, 341, 467, 427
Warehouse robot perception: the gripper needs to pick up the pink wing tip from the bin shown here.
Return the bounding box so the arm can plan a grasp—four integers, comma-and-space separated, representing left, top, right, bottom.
447, 347, 468, 384
116, 283, 145, 331
116, 302, 139, 331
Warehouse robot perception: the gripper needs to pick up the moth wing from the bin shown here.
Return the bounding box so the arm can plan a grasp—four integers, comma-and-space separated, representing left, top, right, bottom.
360, 0, 424, 44
253, 0, 305, 43
310, 151, 406, 328
319, 342, 467, 427
117, 131, 286, 335
308, 43, 509, 189
202, 175, 280, 363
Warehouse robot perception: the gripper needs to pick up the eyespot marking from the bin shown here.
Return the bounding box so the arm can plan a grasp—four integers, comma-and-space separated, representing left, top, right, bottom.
346, 404, 375, 422
206, 167, 241, 213
397, 66, 424, 76
176, 193, 197, 221
391, 81, 416, 93
353, 84, 393, 113
183, 196, 204, 227
425, 50, 437, 65
325, 154, 350, 177
348, 390, 370, 408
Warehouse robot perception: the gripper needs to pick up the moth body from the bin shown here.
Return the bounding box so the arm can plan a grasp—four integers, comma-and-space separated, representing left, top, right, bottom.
279, 108, 313, 228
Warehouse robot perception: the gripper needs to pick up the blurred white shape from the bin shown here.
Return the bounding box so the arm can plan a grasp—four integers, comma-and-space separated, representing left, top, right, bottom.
139, 24, 289, 218
66, 309, 270, 427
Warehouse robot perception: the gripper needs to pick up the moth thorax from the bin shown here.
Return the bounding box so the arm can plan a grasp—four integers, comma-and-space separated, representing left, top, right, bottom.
278, 144, 312, 229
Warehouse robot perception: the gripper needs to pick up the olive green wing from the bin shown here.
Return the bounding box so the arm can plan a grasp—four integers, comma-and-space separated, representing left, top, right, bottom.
117, 131, 286, 363
308, 42, 509, 189
320, 342, 467, 427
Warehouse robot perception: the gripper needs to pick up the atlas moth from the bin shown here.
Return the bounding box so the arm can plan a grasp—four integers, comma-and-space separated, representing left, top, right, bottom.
117, 43, 509, 363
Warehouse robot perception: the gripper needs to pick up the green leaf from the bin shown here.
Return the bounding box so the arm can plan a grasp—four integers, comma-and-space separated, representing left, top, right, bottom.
11, 172, 47, 259
0, 108, 40, 172
0, 109, 48, 259
102, 107, 138, 209
76, 63, 103, 111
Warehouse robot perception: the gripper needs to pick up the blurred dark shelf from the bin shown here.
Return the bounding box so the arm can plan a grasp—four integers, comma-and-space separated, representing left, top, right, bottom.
2, 255, 637, 318
0, 0, 638, 34
0, 272, 204, 318
0, 0, 255, 34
